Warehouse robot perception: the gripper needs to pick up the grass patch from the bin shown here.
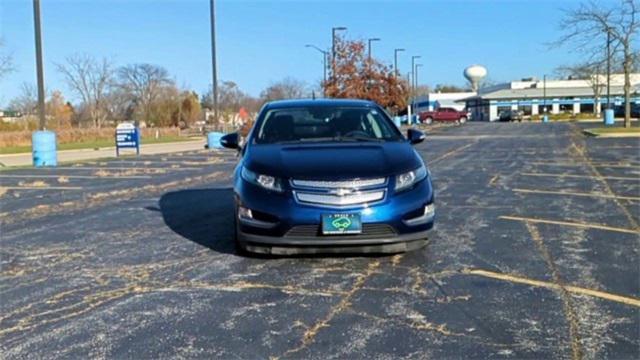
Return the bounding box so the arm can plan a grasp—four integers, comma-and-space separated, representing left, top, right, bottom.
587, 127, 640, 134
0, 136, 199, 154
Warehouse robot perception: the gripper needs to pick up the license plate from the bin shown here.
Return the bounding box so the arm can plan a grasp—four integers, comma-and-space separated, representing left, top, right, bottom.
321, 213, 362, 235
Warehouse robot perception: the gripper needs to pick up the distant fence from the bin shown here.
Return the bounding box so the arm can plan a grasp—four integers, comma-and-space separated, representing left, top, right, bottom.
0, 127, 183, 148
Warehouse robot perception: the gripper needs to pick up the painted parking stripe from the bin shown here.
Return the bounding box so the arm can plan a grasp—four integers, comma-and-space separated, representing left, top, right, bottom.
513, 188, 640, 201
499, 215, 639, 234
464, 269, 640, 308
1, 186, 83, 190
521, 172, 640, 181
530, 162, 640, 168
50, 166, 201, 171
0, 174, 152, 179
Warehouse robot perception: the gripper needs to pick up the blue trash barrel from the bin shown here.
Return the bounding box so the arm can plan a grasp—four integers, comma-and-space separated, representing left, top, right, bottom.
542, 115, 549, 123
393, 116, 401, 128
604, 109, 615, 125
207, 132, 224, 149
32, 131, 57, 167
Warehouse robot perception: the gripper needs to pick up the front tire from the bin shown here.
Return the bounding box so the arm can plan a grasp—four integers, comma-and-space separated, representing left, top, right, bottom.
425, 117, 433, 125
233, 205, 248, 255
459, 116, 467, 124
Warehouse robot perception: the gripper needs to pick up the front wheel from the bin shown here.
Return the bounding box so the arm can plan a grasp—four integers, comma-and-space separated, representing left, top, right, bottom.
425, 117, 433, 125
459, 116, 467, 124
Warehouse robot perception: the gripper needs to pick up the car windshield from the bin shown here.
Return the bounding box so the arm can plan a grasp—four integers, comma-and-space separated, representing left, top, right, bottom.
254, 106, 402, 144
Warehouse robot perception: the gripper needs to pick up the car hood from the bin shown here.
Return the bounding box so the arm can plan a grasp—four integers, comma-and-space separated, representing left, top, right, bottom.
245, 142, 422, 180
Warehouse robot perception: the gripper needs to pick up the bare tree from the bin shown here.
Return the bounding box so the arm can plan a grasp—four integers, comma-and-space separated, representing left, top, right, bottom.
557, 60, 606, 114
0, 38, 14, 81
8, 83, 38, 115
117, 63, 173, 124
556, 0, 640, 127
56, 54, 114, 128
260, 77, 307, 102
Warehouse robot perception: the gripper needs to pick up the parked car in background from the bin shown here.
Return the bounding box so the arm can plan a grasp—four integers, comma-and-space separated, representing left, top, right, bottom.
418, 107, 469, 125
499, 109, 524, 122
613, 104, 640, 118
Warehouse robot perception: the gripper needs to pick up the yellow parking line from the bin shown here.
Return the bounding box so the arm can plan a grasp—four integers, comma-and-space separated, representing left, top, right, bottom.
530, 162, 640, 168
464, 269, 640, 308
499, 215, 639, 234
1, 186, 83, 190
521, 172, 640, 181
430, 142, 475, 164
0, 174, 152, 179
513, 188, 640, 201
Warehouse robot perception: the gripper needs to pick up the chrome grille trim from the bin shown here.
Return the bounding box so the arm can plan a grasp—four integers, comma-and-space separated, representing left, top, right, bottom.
294, 190, 385, 206
291, 177, 386, 189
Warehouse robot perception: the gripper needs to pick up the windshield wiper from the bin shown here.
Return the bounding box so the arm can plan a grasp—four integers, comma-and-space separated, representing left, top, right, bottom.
337, 135, 383, 142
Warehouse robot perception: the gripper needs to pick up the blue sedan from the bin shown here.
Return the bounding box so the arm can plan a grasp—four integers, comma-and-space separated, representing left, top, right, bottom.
220, 99, 435, 255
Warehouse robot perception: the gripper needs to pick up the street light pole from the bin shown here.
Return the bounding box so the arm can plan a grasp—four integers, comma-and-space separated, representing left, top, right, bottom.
331, 27, 347, 76
394, 48, 405, 77
411, 55, 421, 95
209, 0, 218, 125
367, 38, 380, 61
33, 0, 46, 130
305, 44, 328, 96
415, 64, 423, 92
606, 28, 611, 111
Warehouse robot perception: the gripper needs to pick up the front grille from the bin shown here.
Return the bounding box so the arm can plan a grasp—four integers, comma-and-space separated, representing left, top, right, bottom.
285, 224, 397, 239
295, 190, 385, 206
292, 177, 386, 189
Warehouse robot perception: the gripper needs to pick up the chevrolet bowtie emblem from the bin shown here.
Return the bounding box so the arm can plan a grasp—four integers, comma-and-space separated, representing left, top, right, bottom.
329, 188, 354, 196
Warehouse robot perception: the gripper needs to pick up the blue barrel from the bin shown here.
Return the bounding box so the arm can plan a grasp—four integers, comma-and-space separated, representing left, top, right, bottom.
542, 115, 549, 123
604, 109, 615, 125
207, 132, 224, 149
32, 131, 57, 167
393, 116, 401, 128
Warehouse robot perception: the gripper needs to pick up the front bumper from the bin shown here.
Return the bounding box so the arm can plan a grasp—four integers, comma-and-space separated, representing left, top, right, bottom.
239, 230, 429, 255
235, 174, 434, 254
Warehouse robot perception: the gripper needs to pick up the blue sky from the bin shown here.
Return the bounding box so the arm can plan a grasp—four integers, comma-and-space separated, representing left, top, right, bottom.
1, 0, 593, 106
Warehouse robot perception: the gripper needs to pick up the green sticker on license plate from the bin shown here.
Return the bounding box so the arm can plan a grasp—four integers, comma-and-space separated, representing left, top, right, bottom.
322, 213, 362, 235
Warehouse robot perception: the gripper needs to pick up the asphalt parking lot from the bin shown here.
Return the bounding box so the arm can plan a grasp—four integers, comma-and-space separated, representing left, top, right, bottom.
1, 122, 638, 359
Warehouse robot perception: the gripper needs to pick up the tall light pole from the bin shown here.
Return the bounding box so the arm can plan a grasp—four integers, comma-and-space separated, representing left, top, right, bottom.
209, 0, 218, 125
367, 38, 380, 61
305, 44, 328, 96
606, 28, 611, 110
411, 55, 421, 94
33, 0, 46, 130
415, 64, 423, 93
394, 48, 405, 77
331, 26, 347, 76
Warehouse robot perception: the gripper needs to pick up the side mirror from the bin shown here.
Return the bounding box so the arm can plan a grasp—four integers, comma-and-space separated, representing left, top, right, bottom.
407, 128, 425, 145
220, 133, 239, 149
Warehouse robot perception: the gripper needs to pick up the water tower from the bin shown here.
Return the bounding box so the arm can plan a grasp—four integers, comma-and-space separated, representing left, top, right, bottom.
464, 65, 487, 92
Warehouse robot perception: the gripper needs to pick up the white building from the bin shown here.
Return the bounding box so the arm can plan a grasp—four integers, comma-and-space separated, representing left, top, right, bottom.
461, 74, 640, 121
413, 92, 476, 113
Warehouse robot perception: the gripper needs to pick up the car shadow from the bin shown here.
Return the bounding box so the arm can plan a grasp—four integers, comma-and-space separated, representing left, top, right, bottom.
159, 188, 237, 255
159, 187, 394, 259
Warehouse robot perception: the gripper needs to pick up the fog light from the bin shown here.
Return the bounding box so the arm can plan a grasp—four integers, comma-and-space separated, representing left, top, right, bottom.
403, 203, 435, 226
238, 206, 253, 219
424, 203, 435, 218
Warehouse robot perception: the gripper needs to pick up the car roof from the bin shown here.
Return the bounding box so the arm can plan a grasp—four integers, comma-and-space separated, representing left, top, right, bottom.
264, 98, 378, 110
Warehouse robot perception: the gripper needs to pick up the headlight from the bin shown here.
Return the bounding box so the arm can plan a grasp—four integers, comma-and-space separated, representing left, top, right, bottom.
395, 165, 428, 192
241, 167, 284, 192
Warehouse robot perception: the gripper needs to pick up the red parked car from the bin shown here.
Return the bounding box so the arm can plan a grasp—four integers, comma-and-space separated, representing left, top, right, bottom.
419, 107, 469, 125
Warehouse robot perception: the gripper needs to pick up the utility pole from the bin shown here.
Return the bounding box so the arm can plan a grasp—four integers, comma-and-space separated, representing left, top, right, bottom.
606, 28, 611, 110
543, 74, 547, 113
394, 48, 405, 77
305, 44, 328, 96
415, 64, 423, 93
33, 0, 46, 130
209, 0, 218, 125
331, 27, 347, 76
367, 38, 380, 61
411, 55, 421, 95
